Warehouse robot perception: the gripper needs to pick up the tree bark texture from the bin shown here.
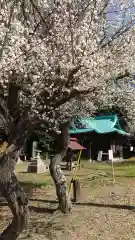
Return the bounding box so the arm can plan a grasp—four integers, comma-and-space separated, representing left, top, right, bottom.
49, 123, 72, 214
0, 174, 29, 240
0, 120, 28, 182
49, 159, 72, 213
0, 120, 29, 239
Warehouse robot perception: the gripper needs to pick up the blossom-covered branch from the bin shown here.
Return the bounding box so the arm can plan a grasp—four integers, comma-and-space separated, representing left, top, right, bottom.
0, 0, 135, 131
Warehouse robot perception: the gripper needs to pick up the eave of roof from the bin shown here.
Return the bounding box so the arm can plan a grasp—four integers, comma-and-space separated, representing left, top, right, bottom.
68, 140, 86, 150
69, 115, 130, 136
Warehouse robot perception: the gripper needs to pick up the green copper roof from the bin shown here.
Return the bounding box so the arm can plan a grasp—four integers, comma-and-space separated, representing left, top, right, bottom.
69, 115, 130, 136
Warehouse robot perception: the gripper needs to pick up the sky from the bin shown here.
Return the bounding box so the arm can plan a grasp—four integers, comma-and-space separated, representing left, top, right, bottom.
107, 0, 135, 36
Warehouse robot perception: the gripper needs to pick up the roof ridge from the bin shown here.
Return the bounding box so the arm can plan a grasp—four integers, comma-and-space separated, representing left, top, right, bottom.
95, 114, 117, 120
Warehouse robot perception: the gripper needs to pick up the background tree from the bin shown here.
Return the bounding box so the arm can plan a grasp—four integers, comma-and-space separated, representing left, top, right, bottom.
0, 0, 135, 239
29, 125, 58, 157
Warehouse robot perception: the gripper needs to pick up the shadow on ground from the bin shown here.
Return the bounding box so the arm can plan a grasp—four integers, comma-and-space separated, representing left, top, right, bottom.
1, 193, 135, 212
1, 198, 135, 240
29, 206, 57, 214
29, 198, 135, 211
0, 207, 65, 240
18, 216, 66, 240
0, 201, 57, 214
73, 201, 135, 210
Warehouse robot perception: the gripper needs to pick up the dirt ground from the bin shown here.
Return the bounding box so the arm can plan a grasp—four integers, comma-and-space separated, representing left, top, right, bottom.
1, 161, 135, 240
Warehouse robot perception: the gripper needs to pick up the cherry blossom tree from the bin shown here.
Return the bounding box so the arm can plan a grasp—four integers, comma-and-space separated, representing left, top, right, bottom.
100, 75, 135, 134
0, 0, 135, 239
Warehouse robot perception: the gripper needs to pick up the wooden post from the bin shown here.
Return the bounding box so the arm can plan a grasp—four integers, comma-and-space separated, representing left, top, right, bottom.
72, 179, 81, 202
109, 149, 115, 184
89, 142, 92, 162
67, 161, 72, 171
120, 145, 123, 160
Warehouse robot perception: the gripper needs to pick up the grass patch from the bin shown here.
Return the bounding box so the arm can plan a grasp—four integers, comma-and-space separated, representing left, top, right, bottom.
75, 160, 135, 187
18, 172, 51, 183
20, 179, 53, 188
16, 164, 53, 196
81, 160, 135, 177
16, 159, 135, 196
19, 176, 53, 197
18, 173, 53, 193
31, 181, 53, 188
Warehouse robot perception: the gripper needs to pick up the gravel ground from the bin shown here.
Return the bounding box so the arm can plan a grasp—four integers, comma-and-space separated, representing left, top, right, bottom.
1, 180, 135, 240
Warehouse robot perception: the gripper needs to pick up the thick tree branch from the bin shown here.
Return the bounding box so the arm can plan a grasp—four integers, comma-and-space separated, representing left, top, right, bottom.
0, 0, 16, 61
98, 0, 110, 16
115, 70, 131, 82
65, 65, 81, 88
7, 82, 20, 122
101, 19, 135, 49
53, 87, 97, 108
29, 0, 50, 32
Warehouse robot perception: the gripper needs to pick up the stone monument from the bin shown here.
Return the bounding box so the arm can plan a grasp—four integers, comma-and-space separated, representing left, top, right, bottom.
32, 141, 37, 159
27, 147, 49, 173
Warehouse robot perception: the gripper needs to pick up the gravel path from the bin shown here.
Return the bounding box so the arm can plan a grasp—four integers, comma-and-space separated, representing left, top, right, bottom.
1, 181, 135, 239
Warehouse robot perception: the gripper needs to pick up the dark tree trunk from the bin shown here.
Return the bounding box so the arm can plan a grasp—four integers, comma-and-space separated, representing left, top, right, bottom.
0, 119, 29, 239
0, 174, 29, 240
49, 158, 72, 213
49, 123, 72, 213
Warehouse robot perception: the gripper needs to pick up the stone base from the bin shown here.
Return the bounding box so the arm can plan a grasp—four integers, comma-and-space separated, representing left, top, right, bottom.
108, 158, 123, 162
27, 158, 49, 173
17, 157, 24, 164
